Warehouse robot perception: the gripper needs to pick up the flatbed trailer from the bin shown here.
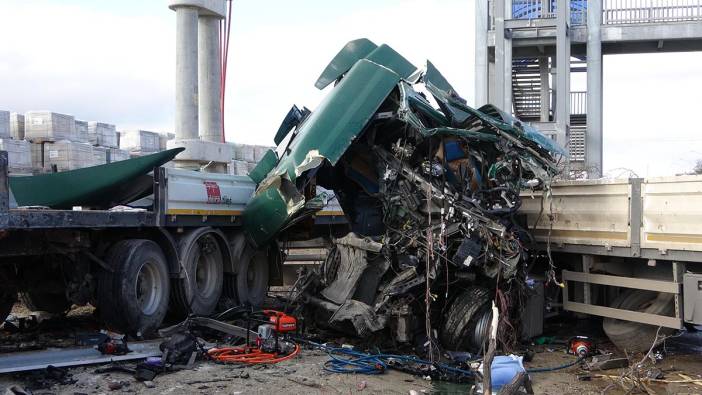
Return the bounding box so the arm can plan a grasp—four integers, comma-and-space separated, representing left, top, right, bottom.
0, 152, 347, 336
520, 176, 702, 350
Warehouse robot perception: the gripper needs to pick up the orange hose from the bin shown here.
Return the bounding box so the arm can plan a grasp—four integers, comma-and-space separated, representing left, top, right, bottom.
207, 343, 300, 364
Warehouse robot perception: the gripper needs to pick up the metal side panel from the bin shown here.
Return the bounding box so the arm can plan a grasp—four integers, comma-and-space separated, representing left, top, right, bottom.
165, 168, 255, 216
520, 179, 631, 247
562, 270, 682, 329
642, 175, 702, 252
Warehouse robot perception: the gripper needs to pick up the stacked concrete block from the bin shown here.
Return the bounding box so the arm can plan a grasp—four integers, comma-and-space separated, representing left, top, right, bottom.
0, 139, 31, 174
34, 140, 94, 172
253, 145, 269, 162
167, 139, 232, 162
120, 130, 160, 153
88, 122, 118, 148
0, 111, 11, 139
10, 113, 24, 140
159, 132, 175, 150
24, 111, 76, 141
229, 160, 249, 176
230, 144, 276, 176
233, 143, 255, 162
74, 120, 90, 143
92, 146, 108, 166
107, 147, 130, 163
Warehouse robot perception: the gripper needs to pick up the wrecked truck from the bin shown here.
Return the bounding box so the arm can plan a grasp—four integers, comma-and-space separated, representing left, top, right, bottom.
242, 39, 566, 353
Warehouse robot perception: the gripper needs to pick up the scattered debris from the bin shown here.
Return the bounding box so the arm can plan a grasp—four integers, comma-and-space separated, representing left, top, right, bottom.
287, 375, 322, 388
0, 340, 162, 373
585, 355, 629, 371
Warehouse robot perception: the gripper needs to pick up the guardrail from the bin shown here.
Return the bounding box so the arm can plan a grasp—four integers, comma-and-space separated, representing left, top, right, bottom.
488, 0, 587, 29
603, 0, 702, 24
487, 0, 701, 30
571, 91, 587, 115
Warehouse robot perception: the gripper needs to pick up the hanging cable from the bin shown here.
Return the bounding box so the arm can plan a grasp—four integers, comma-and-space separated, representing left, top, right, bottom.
526, 356, 584, 373
220, 0, 233, 143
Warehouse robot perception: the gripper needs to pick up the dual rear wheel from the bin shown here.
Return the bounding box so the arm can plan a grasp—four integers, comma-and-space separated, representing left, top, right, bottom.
96, 234, 270, 336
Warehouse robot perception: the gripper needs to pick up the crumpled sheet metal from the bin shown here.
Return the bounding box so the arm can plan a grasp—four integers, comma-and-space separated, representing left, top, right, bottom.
244, 36, 565, 260
243, 59, 401, 247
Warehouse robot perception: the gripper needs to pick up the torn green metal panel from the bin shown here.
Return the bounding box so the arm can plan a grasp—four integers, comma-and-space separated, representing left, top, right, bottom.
314, 39, 417, 91
242, 181, 298, 246
421, 127, 499, 142
423, 61, 473, 124
272, 59, 401, 182
364, 44, 417, 80
315, 38, 378, 90
482, 105, 568, 157
244, 59, 401, 247
248, 149, 278, 184
10, 148, 184, 209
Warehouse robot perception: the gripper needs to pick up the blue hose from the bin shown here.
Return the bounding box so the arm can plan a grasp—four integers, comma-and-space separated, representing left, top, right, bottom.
526, 356, 584, 373
302, 340, 474, 378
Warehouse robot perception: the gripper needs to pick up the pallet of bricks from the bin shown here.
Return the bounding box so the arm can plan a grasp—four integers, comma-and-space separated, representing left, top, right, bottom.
119, 129, 166, 158
230, 144, 275, 176
89, 122, 129, 164
23, 111, 131, 173
0, 110, 32, 175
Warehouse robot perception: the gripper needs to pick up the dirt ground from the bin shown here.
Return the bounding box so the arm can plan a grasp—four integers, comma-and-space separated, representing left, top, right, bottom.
1, 303, 701, 395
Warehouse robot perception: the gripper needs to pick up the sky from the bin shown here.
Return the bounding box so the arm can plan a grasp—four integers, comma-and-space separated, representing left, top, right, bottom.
0, 0, 701, 176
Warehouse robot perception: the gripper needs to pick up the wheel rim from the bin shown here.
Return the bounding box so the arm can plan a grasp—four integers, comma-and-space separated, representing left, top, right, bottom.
472, 308, 493, 350
194, 237, 219, 298
135, 260, 164, 316
247, 258, 257, 289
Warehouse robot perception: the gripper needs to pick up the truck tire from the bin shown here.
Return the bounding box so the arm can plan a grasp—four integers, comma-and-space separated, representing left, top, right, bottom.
171, 232, 224, 317
20, 291, 71, 314
0, 290, 15, 325
97, 240, 170, 337
236, 248, 269, 308
0, 266, 17, 326
441, 286, 493, 352
603, 290, 674, 353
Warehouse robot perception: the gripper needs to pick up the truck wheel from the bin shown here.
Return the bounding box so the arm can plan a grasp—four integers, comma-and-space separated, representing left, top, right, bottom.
441, 286, 493, 352
20, 291, 71, 314
0, 267, 17, 326
603, 290, 674, 353
98, 240, 170, 336
171, 232, 224, 316
236, 248, 269, 308
0, 290, 15, 325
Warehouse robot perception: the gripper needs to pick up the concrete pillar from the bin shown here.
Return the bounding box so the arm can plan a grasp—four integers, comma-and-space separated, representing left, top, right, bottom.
488, 59, 496, 105
555, 0, 571, 147
494, 0, 506, 111
198, 16, 223, 142
586, 0, 603, 178
174, 6, 199, 140
539, 57, 550, 122
475, 0, 489, 106
494, 0, 513, 112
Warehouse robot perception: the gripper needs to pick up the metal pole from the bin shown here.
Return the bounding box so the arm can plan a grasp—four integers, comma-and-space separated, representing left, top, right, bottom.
586, 0, 603, 177
556, 0, 571, 148
475, 0, 489, 106
503, 0, 513, 113
494, 0, 507, 111
539, 57, 550, 121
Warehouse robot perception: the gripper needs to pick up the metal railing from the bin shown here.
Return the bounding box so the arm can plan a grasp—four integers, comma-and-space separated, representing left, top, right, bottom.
487, 0, 701, 29
603, 0, 702, 24
570, 91, 587, 115
488, 0, 588, 29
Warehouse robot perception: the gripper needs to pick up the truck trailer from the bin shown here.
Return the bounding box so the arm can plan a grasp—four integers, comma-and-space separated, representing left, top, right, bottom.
0, 153, 346, 337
